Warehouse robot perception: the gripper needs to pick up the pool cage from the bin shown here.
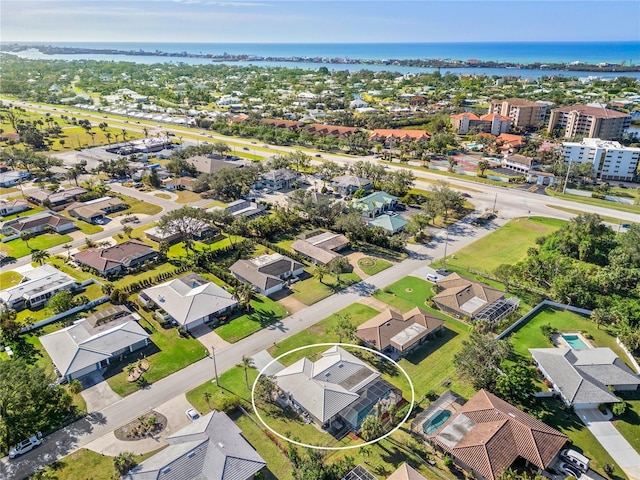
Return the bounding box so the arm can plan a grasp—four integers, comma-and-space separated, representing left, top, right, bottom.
410, 390, 466, 438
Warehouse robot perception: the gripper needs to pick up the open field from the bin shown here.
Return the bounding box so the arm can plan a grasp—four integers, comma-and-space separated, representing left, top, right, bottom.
214, 296, 288, 343
111, 194, 163, 217
373, 276, 437, 312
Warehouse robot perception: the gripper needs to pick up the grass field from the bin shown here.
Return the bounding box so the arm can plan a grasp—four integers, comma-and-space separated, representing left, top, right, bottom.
113, 194, 163, 217
214, 296, 288, 343
0, 232, 74, 258
373, 276, 437, 312
291, 270, 361, 305
546, 188, 640, 215
545, 205, 638, 227
0, 270, 23, 287
105, 311, 208, 396
357, 256, 392, 276
112, 261, 181, 289
434, 216, 566, 275
174, 190, 203, 204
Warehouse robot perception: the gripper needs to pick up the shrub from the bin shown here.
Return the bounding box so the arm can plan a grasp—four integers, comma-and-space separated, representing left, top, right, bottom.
443, 455, 453, 468
540, 323, 557, 340
218, 396, 241, 413
612, 401, 627, 416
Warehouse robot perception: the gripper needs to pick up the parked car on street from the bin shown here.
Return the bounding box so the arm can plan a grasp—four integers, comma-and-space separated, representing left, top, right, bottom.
9, 433, 43, 459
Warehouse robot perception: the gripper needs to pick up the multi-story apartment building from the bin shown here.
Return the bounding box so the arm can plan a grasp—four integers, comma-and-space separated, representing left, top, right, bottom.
450, 112, 511, 135
490, 98, 548, 129
562, 138, 640, 181
548, 105, 631, 140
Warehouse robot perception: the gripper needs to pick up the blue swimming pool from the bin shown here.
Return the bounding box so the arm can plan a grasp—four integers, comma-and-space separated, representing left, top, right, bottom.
562, 334, 589, 350
423, 409, 452, 435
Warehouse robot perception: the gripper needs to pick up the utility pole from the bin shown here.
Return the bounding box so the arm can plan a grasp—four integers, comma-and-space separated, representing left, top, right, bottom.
492, 193, 497, 214
211, 345, 219, 386
562, 159, 573, 194
442, 230, 449, 270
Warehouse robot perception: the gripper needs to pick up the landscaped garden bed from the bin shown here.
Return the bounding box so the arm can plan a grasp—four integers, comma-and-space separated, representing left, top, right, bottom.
114, 411, 167, 441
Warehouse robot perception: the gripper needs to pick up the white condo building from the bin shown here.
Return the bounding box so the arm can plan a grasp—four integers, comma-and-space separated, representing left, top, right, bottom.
562, 138, 640, 181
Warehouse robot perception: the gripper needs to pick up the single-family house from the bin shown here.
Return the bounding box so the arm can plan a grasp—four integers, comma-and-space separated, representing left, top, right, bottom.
28, 187, 88, 207
274, 346, 402, 432
530, 347, 640, 409
163, 176, 197, 191
355, 307, 444, 357
139, 273, 237, 331
67, 196, 125, 224
125, 410, 266, 480
74, 240, 158, 276
1, 211, 75, 235
431, 273, 519, 323
186, 155, 242, 175
0, 199, 30, 217
230, 253, 304, 296
290, 231, 349, 265
351, 191, 398, 218
386, 463, 428, 480
331, 175, 372, 196
223, 199, 267, 219
368, 214, 408, 234
0, 170, 30, 187
40, 309, 149, 381
425, 389, 567, 480
144, 217, 216, 244
0, 264, 78, 311
261, 168, 299, 191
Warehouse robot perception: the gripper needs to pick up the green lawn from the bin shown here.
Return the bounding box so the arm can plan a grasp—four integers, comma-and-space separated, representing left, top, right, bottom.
353, 242, 408, 262
186, 365, 256, 413
174, 190, 203, 204
373, 276, 437, 313
28, 447, 163, 480
48, 257, 97, 282
105, 311, 208, 396
0, 232, 74, 258
0, 204, 40, 221
357, 256, 392, 276
70, 220, 104, 235
268, 303, 380, 365
291, 270, 361, 305
508, 307, 627, 360
112, 261, 183, 289
546, 188, 640, 215
615, 393, 640, 455
113, 194, 163, 216
545, 205, 638, 227
435, 216, 566, 275
0, 270, 23, 287
215, 296, 289, 343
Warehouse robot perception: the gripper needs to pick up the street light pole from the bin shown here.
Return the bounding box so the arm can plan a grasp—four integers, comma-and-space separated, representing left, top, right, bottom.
492, 193, 497, 214
211, 345, 219, 386
443, 230, 449, 270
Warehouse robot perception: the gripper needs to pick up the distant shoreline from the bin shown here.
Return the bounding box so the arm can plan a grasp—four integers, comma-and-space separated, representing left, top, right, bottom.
2, 43, 639, 73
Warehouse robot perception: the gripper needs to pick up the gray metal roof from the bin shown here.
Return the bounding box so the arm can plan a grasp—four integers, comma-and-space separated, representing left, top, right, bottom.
530, 347, 638, 405
127, 410, 265, 480
0, 265, 76, 306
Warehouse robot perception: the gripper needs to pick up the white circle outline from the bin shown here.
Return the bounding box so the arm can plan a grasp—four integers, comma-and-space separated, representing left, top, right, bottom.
251, 342, 415, 451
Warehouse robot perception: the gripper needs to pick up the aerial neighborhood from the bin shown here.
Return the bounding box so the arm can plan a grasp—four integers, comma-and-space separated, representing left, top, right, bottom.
0, 52, 639, 480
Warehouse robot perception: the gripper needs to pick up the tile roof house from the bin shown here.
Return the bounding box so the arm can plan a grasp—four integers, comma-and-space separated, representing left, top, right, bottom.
307, 124, 360, 138
1, 211, 75, 235
291, 231, 349, 265
427, 390, 567, 480
547, 104, 631, 140
530, 347, 640, 409
74, 240, 158, 277
331, 175, 372, 195
355, 307, 444, 357
0, 264, 78, 311
163, 176, 197, 191
126, 410, 266, 480
139, 273, 238, 331
351, 191, 398, 218
431, 273, 518, 323
230, 253, 304, 296
40, 310, 149, 381
386, 463, 428, 480
274, 346, 402, 432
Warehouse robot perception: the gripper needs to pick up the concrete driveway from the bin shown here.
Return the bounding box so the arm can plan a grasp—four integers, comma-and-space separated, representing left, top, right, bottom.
80, 372, 122, 412
578, 408, 640, 480
189, 324, 231, 353
251, 350, 284, 376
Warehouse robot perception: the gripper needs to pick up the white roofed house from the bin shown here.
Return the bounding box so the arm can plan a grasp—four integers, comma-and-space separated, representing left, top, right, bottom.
139, 273, 238, 331
39, 306, 149, 382
126, 410, 266, 480
273, 346, 402, 433
0, 265, 78, 311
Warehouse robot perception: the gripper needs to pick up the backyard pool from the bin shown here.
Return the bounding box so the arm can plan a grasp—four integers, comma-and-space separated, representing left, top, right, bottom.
422, 409, 452, 435
561, 334, 590, 350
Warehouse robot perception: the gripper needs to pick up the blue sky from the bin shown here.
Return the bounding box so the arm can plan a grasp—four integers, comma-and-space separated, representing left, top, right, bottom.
2, 0, 639, 43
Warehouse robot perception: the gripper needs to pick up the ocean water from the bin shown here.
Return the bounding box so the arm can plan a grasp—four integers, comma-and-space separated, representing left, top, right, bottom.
5, 41, 640, 79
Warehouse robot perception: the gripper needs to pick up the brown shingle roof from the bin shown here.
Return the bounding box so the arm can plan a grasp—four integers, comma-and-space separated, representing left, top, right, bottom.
431, 390, 567, 480
10, 212, 74, 232
73, 240, 157, 273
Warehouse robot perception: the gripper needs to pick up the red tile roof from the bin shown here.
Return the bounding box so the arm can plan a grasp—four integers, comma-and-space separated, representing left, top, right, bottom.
451, 112, 480, 121
370, 129, 430, 141
480, 113, 511, 122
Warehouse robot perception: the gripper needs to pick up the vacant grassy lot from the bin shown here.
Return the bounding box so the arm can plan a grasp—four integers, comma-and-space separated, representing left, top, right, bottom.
0, 232, 74, 258
105, 311, 208, 396
546, 188, 640, 215
437, 216, 566, 275
291, 270, 361, 305
174, 190, 203, 204
373, 276, 437, 312
545, 205, 637, 227
357, 256, 392, 276
112, 194, 163, 217
215, 296, 288, 343
268, 303, 380, 365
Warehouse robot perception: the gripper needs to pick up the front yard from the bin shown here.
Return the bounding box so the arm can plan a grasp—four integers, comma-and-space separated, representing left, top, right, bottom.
357, 256, 392, 276
373, 276, 437, 312
214, 296, 289, 343
0, 232, 74, 258
290, 270, 361, 305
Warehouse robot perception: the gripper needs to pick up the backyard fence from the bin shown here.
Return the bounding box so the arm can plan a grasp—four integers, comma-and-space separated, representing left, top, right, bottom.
617, 337, 640, 374
495, 300, 593, 341
20, 295, 110, 333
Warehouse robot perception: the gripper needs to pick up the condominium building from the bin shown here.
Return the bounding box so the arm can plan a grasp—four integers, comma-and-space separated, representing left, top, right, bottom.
562, 138, 640, 181
490, 98, 548, 129
450, 112, 511, 135
548, 105, 631, 140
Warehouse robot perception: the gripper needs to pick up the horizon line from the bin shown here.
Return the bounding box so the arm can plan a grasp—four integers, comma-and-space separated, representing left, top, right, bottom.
3, 40, 639, 45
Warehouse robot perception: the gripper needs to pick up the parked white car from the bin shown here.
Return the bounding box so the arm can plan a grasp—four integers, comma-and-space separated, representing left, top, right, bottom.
9, 433, 42, 459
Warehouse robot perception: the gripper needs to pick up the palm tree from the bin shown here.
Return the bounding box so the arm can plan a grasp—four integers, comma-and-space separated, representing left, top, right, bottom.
62, 243, 72, 260
105, 132, 112, 145
31, 249, 50, 266
242, 356, 254, 389
121, 129, 128, 143
21, 231, 32, 248
315, 264, 329, 284
143, 127, 149, 138
203, 391, 212, 408
101, 282, 115, 296
68, 379, 83, 395
477, 159, 490, 177
232, 283, 254, 312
